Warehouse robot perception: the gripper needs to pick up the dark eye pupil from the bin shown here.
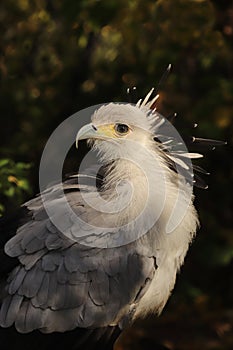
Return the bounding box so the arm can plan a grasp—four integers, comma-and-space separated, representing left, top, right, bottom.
115, 124, 129, 134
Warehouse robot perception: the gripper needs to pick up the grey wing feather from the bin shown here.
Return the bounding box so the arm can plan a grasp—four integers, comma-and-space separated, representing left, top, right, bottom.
0, 180, 157, 333
8, 267, 27, 295
89, 269, 110, 306
0, 295, 23, 328
19, 249, 47, 270
15, 300, 45, 333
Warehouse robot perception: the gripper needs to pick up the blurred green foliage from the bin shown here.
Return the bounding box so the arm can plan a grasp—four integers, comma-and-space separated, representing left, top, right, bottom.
0, 0, 232, 348
0, 159, 31, 215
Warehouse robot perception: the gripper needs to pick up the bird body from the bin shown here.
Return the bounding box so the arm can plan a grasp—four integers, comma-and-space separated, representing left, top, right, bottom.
0, 94, 200, 349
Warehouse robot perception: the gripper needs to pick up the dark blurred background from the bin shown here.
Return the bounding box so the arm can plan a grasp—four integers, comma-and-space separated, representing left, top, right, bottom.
0, 0, 232, 349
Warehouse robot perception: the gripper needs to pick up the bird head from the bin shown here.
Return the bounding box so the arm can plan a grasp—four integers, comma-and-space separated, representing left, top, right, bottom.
76, 102, 156, 162
76, 88, 225, 188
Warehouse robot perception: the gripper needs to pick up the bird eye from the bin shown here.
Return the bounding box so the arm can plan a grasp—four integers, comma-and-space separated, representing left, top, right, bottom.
114, 123, 129, 135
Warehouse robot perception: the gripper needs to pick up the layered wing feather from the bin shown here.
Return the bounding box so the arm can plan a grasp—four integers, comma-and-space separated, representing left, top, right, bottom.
0, 175, 157, 334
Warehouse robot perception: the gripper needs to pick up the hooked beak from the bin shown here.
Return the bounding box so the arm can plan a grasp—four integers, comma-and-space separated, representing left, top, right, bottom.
76, 123, 119, 149
76, 123, 97, 149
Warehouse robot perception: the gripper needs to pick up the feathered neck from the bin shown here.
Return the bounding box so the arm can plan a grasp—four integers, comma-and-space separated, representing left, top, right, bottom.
97, 145, 175, 229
